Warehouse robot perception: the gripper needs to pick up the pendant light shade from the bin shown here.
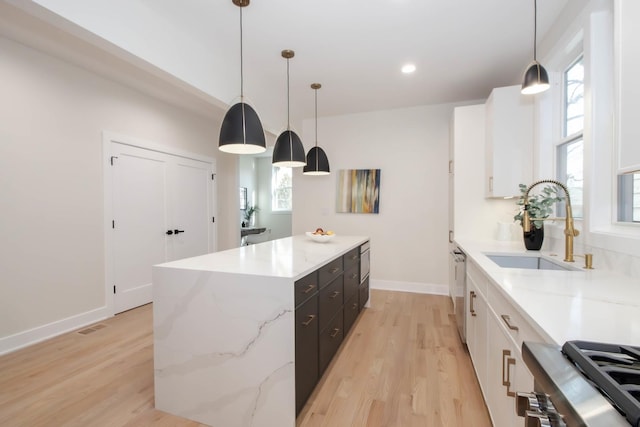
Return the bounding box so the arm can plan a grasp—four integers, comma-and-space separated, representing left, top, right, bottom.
219, 102, 266, 154
218, 0, 266, 154
522, 61, 550, 95
273, 50, 306, 167
521, 0, 550, 95
303, 83, 330, 175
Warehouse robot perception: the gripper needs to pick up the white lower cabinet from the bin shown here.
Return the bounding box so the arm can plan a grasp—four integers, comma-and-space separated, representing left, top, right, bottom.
466, 266, 488, 392
486, 310, 533, 427
466, 260, 535, 427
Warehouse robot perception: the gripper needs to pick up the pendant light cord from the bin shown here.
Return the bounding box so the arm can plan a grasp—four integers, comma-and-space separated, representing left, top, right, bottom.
286, 57, 291, 130
240, 6, 244, 99
533, 0, 537, 61
314, 87, 318, 148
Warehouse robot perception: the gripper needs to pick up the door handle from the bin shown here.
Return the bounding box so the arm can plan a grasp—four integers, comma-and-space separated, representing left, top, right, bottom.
174, 229, 185, 234
166, 230, 174, 235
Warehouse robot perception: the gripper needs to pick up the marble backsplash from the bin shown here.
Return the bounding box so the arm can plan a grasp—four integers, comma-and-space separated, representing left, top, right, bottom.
544, 235, 640, 278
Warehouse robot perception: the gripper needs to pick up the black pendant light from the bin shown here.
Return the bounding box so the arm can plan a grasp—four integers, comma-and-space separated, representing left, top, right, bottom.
303, 83, 330, 176
219, 0, 266, 155
521, 0, 550, 95
272, 50, 306, 167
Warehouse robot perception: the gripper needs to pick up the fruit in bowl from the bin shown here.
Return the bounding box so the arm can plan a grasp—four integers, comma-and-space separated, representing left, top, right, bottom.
306, 228, 336, 242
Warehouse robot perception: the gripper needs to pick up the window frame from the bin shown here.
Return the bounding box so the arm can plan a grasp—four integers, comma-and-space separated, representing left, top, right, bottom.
555, 53, 585, 219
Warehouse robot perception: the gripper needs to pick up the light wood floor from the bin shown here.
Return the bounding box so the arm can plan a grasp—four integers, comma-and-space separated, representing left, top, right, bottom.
0, 290, 491, 426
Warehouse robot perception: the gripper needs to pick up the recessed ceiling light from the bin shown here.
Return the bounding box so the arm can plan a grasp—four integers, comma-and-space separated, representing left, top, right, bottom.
401, 64, 416, 74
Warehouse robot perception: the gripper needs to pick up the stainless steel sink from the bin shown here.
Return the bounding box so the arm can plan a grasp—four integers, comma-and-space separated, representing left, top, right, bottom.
485, 254, 582, 271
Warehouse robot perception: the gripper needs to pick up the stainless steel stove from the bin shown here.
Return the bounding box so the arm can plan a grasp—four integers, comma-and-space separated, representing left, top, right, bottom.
520, 340, 639, 426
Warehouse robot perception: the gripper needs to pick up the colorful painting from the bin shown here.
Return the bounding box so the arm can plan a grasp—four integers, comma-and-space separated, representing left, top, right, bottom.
336, 169, 381, 214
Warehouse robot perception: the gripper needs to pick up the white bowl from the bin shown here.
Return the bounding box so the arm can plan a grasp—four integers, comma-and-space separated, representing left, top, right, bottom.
305, 232, 335, 243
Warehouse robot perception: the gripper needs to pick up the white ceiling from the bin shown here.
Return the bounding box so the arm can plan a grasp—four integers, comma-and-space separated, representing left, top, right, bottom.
3, 0, 571, 135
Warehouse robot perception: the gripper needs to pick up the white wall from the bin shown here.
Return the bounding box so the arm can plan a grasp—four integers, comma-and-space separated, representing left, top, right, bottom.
293, 104, 460, 292
0, 36, 238, 351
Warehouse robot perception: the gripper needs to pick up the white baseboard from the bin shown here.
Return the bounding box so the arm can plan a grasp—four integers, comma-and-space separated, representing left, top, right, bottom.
0, 306, 111, 356
370, 279, 449, 296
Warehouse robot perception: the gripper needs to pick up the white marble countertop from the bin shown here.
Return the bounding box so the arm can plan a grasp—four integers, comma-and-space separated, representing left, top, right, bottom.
156, 235, 369, 281
456, 239, 640, 347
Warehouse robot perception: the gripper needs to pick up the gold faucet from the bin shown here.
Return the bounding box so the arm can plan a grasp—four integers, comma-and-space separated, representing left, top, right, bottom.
522, 179, 579, 262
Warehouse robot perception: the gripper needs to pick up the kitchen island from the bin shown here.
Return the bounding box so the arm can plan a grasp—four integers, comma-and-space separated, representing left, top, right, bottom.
152, 235, 369, 427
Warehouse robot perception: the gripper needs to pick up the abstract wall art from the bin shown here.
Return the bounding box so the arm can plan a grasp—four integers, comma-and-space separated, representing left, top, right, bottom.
336, 169, 381, 214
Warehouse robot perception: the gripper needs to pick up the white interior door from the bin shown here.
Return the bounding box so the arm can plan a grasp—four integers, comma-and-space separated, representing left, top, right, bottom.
109, 141, 214, 314
168, 159, 212, 261
112, 144, 168, 313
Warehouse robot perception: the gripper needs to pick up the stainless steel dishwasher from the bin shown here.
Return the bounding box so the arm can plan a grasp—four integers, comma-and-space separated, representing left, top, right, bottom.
451, 247, 466, 343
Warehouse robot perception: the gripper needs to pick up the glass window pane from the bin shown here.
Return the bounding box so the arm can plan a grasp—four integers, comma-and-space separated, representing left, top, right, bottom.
564, 57, 584, 137
557, 139, 583, 219
272, 166, 292, 211
617, 173, 640, 223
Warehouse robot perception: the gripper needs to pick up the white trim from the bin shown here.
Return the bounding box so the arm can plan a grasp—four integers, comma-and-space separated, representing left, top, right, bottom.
102, 131, 215, 163
0, 305, 110, 356
370, 279, 448, 296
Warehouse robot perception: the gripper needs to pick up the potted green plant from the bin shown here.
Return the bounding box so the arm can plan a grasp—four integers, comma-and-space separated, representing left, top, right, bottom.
514, 183, 564, 250
243, 205, 259, 226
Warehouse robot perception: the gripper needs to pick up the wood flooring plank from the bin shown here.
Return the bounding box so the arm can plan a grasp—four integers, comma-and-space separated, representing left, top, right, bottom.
1, 291, 491, 427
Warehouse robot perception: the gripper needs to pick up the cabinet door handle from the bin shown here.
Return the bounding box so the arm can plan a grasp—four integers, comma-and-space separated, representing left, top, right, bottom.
489, 176, 494, 192
351, 273, 358, 280
329, 290, 341, 299
469, 291, 477, 316
501, 314, 519, 331
350, 255, 358, 261
449, 230, 453, 243
303, 284, 316, 294
330, 267, 340, 274
301, 314, 316, 327
330, 328, 340, 338
352, 302, 358, 310
502, 349, 516, 398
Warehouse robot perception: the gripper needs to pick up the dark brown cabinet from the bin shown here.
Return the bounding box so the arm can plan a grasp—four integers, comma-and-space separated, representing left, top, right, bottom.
319, 308, 344, 375
294, 242, 369, 415
295, 290, 318, 414
343, 293, 359, 335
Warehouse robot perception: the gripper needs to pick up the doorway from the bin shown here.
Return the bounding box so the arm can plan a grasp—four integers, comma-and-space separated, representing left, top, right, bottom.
104, 133, 216, 314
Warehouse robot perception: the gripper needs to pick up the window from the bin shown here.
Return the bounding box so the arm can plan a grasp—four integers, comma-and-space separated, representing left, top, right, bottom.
556, 55, 584, 218
618, 173, 640, 222
272, 166, 292, 211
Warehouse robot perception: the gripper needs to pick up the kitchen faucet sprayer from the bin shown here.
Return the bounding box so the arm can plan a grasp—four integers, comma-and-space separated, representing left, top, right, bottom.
522, 179, 579, 262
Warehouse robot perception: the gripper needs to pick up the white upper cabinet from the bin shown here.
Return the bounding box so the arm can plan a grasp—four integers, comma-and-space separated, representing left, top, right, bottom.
485, 85, 534, 198
616, 0, 640, 173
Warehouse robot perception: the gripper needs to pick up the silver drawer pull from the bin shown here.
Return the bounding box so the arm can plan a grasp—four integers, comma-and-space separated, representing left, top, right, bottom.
301, 314, 316, 327
501, 314, 519, 331
330, 328, 340, 338
329, 290, 341, 299
330, 267, 340, 274
352, 303, 358, 309
469, 291, 477, 316
351, 273, 358, 279
302, 284, 316, 294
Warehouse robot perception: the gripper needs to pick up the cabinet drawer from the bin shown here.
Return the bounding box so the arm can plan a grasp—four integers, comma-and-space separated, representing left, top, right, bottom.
487, 282, 546, 352
343, 293, 359, 335
319, 310, 344, 375
467, 260, 488, 297
359, 276, 369, 310
343, 263, 359, 302
294, 271, 319, 307
319, 276, 344, 331
295, 295, 319, 414
319, 257, 343, 289
343, 247, 360, 270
